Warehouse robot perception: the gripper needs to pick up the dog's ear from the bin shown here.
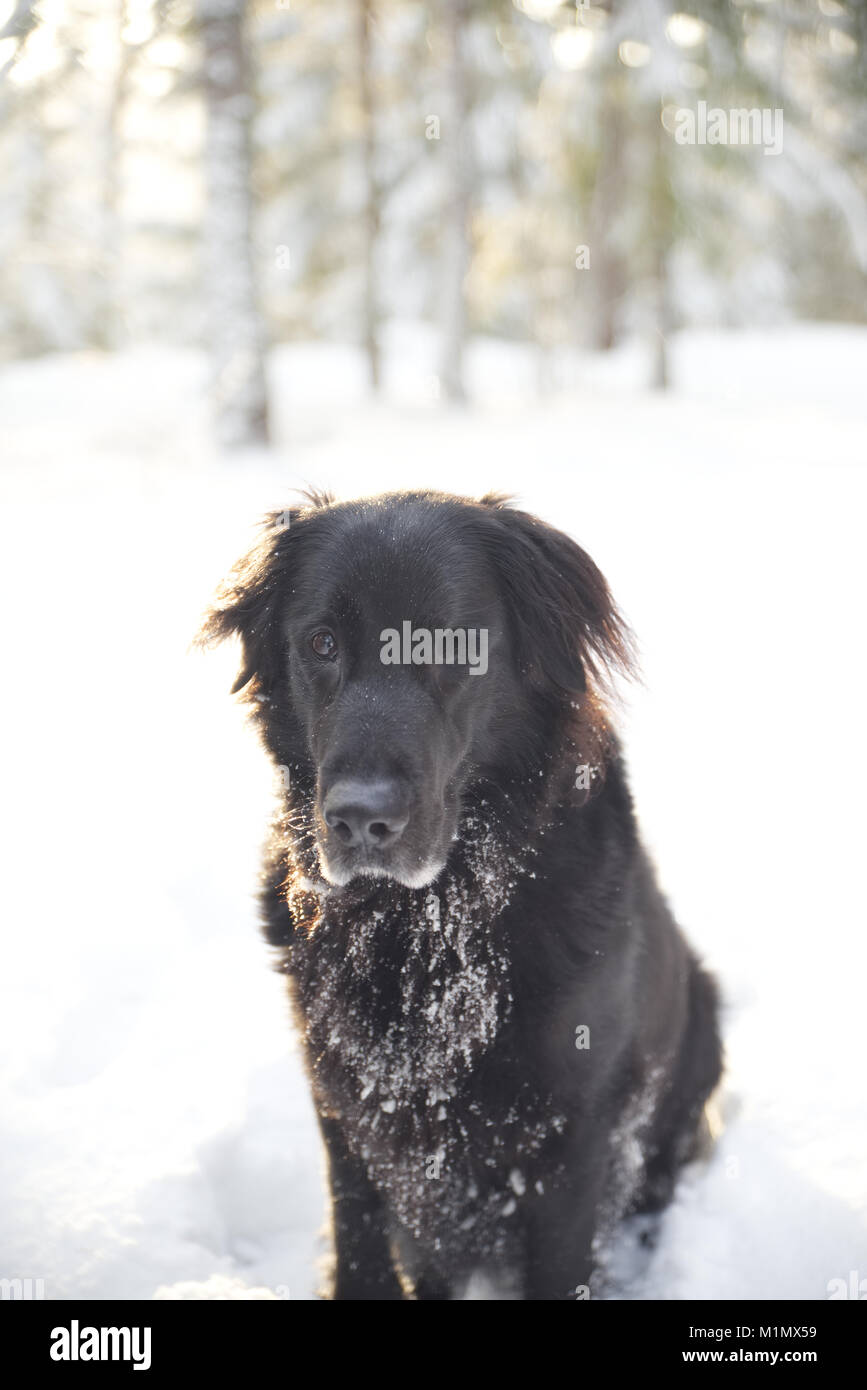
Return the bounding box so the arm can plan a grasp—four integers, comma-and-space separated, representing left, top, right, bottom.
477, 499, 636, 699
196, 493, 330, 697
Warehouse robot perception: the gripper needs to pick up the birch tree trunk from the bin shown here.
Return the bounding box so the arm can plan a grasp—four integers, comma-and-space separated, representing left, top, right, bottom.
587, 70, 626, 353
358, 0, 381, 392
439, 0, 470, 405
649, 116, 674, 392
95, 0, 131, 351
199, 0, 269, 449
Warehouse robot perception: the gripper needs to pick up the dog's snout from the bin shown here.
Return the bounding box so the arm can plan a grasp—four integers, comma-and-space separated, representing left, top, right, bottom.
323, 779, 409, 850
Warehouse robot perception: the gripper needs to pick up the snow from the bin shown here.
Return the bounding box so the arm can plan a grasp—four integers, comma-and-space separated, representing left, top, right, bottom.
1, 323, 865, 1300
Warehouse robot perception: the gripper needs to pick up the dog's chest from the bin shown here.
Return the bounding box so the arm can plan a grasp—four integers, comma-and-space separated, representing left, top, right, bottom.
311, 1023, 556, 1260
290, 894, 558, 1248
293, 900, 511, 1121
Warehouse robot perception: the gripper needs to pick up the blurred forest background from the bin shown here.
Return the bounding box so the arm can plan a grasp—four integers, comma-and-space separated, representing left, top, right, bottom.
1, 0, 865, 447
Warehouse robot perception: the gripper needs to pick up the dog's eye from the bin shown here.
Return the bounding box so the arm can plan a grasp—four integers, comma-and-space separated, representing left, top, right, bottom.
311, 629, 338, 660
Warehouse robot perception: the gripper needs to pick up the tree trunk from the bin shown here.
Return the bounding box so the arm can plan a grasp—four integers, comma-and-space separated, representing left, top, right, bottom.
587, 70, 626, 353
651, 247, 670, 391
199, 0, 269, 449
358, 0, 381, 392
439, 0, 470, 405
95, 0, 131, 351
649, 115, 674, 392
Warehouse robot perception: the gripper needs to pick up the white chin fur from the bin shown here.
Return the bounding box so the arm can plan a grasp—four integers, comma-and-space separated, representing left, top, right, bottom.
318, 854, 444, 890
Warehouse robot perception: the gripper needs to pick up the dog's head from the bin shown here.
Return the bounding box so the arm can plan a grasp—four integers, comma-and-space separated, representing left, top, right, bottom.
198, 491, 633, 889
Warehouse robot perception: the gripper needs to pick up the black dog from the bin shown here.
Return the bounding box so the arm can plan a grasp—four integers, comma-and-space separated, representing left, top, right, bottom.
200, 490, 722, 1300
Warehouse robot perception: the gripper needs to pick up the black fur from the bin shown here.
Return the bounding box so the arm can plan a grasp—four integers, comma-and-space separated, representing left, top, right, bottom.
199, 490, 722, 1300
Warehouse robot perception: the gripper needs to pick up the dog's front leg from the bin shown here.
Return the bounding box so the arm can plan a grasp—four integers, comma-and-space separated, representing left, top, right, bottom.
318, 1114, 405, 1300
522, 1144, 610, 1301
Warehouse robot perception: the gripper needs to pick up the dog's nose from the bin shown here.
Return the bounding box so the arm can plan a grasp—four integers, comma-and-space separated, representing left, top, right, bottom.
322, 779, 409, 850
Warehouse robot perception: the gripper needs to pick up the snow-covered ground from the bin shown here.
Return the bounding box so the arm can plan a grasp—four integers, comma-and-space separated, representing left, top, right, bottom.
1, 324, 866, 1300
